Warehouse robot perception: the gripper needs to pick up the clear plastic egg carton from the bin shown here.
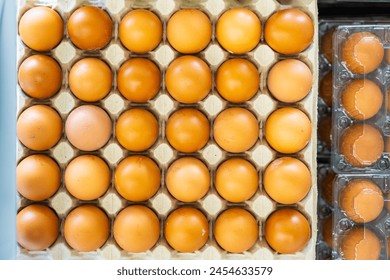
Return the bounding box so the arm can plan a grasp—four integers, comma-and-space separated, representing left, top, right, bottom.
330, 174, 390, 260
16, 0, 318, 260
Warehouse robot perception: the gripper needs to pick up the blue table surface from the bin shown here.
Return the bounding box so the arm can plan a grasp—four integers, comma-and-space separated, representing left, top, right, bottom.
0, 0, 17, 260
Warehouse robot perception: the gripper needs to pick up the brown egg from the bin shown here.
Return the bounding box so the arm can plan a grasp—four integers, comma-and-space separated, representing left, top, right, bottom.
322, 215, 334, 248
67, 6, 112, 50
213, 107, 259, 153
166, 157, 210, 202
321, 28, 335, 64
340, 227, 381, 260
340, 123, 384, 167
318, 115, 332, 150
117, 58, 161, 102
113, 205, 160, 252
387, 191, 390, 213
115, 108, 159, 152
69, 58, 112, 102
114, 156, 160, 201
164, 207, 209, 252
167, 9, 212, 54
341, 79, 383, 121
215, 158, 258, 203
387, 88, 390, 112
320, 171, 335, 206
263, 157, 311, 204
387, 49, 390, 64
216, 58, 259, 103
165, 56, 212, 104
119, 9, 162, 53
265, 107, 311, 154
264, 8, 314, 55
64, 155, 110, 201
340, 179, 384, 223
264, 208, 310, 254
214, 208, 258, 253
65, 105, 112, 151
319, 71, 333, 107
216, 8, 261, 54
17, 204, 59, 251
17, 154, 60, 201
18, 6, 63, 51
17, 105, 62, 151
267, 59, 312, 103
64, 205, 109, 252
166, 108, 210, 153
341, 32, 384, 75
386, 137, 390, 153
18, 54, 62, 99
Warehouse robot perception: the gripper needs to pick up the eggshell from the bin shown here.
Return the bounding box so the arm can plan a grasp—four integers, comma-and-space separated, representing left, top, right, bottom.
166, 157, 210, 203
321, 215, 334, 249
340, 227, 381, 260
216, 8, 261, 54
17, 105, 63, 151
167, 9, 211, 54
17, 154, 60, 201
164, 207, 209, 253
318, 115, 332, 150
263, 157, 311, 205
320, 28, 335, 64
18, 6, 63, 51
214, 208, 258, 253
17, 204, 59, 251
213, 107, 259, 153
67, 6, 113, 50
341, 79, 383, 120
340, 179, 384, 223
113, 205, 160, 252
65, 105, 112, 151
386, 48, 390, 64
64, 155, 110, 200
341, 32, 384, 75
114, 156, 160, 202
119, 9, 162, 53
64, 205, 109, 252
267, 59, 312, 103
319, 71, 333, 107
340, 123, 384, 167
18, 54, 62, 99
320, 171, 335, 206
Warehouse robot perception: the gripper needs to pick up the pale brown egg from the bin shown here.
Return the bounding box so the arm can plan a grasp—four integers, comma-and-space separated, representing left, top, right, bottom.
167, 9, 212, 54
17, 154, 60, 201
17, 204, 59, 251
264, 8, 314, 55
114, 156, 160, 202
164, 207, 209, 252
119, 9, 162, 53
17, 105, 63, 151
18, 54, 62, 99
340, 123, 384, 167
319, 71, 333, 107
341, 32, 384, 75
65, 105, 112, 151
18, 6, 63, 51
267, 59, 312, 103
64, 155, 110, 201
320, 28, 335, 64
265, 107, 311, 154
166, 157, 210, 202
340, 227, 381, 260
340, 179, 384, 223
263, 157, 311, 204
64, 205, 109, 252
166, 108, 210, 153
341, 79, 383, 121
216, 8, 261, 54
115, 108, 159, 152
213, 107, 259, 153
214, 208, 258, 253
69, 58, 112, 102
215, 158, 258, 203
67, 6, 112, 50
264, 208, 310, 254
113, 205, 160, 252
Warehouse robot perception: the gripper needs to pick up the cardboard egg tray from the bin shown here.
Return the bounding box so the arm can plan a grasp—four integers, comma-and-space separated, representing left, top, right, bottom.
16, 0, 318, 260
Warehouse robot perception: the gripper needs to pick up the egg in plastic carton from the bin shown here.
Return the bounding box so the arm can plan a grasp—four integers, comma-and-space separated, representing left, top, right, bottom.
16, 0, 318, 259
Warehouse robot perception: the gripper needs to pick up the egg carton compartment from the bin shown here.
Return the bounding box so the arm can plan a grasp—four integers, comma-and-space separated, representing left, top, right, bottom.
16, 0, 318, 259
